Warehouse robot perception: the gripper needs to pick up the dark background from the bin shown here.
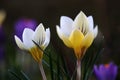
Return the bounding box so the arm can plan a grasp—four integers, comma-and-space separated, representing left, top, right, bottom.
0, 0, 120, 79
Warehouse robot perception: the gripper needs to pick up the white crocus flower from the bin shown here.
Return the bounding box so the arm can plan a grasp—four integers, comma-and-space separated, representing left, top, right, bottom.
14, 23, 50, 62
56, 11, 98, 60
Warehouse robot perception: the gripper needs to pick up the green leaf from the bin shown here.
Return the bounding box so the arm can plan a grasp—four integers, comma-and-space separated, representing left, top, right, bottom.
81, 31, 104, 80
8, 67, 30, 80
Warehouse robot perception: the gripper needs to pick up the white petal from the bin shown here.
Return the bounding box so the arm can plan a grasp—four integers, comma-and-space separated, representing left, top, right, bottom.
93, 25, 98, 38
14, 35, 26, 50
22, 28, 35, 49
56, 26, 72, 48
87, 16, 94, 31
60, 16, 73, 37
32, 23, 46, 45
56, 25, 65, 39
73, 11, 89, 34
42, 28, 50, 49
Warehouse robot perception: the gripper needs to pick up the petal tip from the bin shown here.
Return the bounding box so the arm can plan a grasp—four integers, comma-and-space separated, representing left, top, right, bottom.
14, 35, 25, 50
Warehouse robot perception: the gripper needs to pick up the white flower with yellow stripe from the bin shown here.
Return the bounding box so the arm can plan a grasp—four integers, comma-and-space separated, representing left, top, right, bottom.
14, 23, 50, 62
56, 11, 98, 60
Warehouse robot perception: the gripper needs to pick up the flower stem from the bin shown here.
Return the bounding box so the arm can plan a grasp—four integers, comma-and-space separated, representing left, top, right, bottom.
39, 61, 47, 80
76, 60, 81, 80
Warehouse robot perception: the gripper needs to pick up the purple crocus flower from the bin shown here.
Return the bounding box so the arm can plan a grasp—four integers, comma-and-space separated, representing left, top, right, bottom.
94, 62, 118, 80
0, 27, 6, 60
14, 18, 37, 39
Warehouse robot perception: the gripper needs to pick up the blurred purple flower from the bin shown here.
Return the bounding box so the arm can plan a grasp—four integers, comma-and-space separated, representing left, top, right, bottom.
94, 62, 118, 80
0, 27, 6, 60
14, 18, 37, 39
0, 27, 6, 44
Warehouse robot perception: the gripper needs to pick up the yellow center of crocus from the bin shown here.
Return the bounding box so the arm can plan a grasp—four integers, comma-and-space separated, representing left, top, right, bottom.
69, 29, 84, 59
29, 47, 43, 62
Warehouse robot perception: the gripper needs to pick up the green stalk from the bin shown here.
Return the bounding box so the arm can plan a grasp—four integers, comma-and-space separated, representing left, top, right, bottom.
49, 52, 54, 80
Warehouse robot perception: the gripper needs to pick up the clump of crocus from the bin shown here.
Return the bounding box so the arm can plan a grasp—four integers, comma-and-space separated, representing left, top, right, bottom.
14, 23, 50, 80
14, 18, 37, 39
56, 11, 98, 79
94, 62, 118, 80
56, 11, 98, 60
